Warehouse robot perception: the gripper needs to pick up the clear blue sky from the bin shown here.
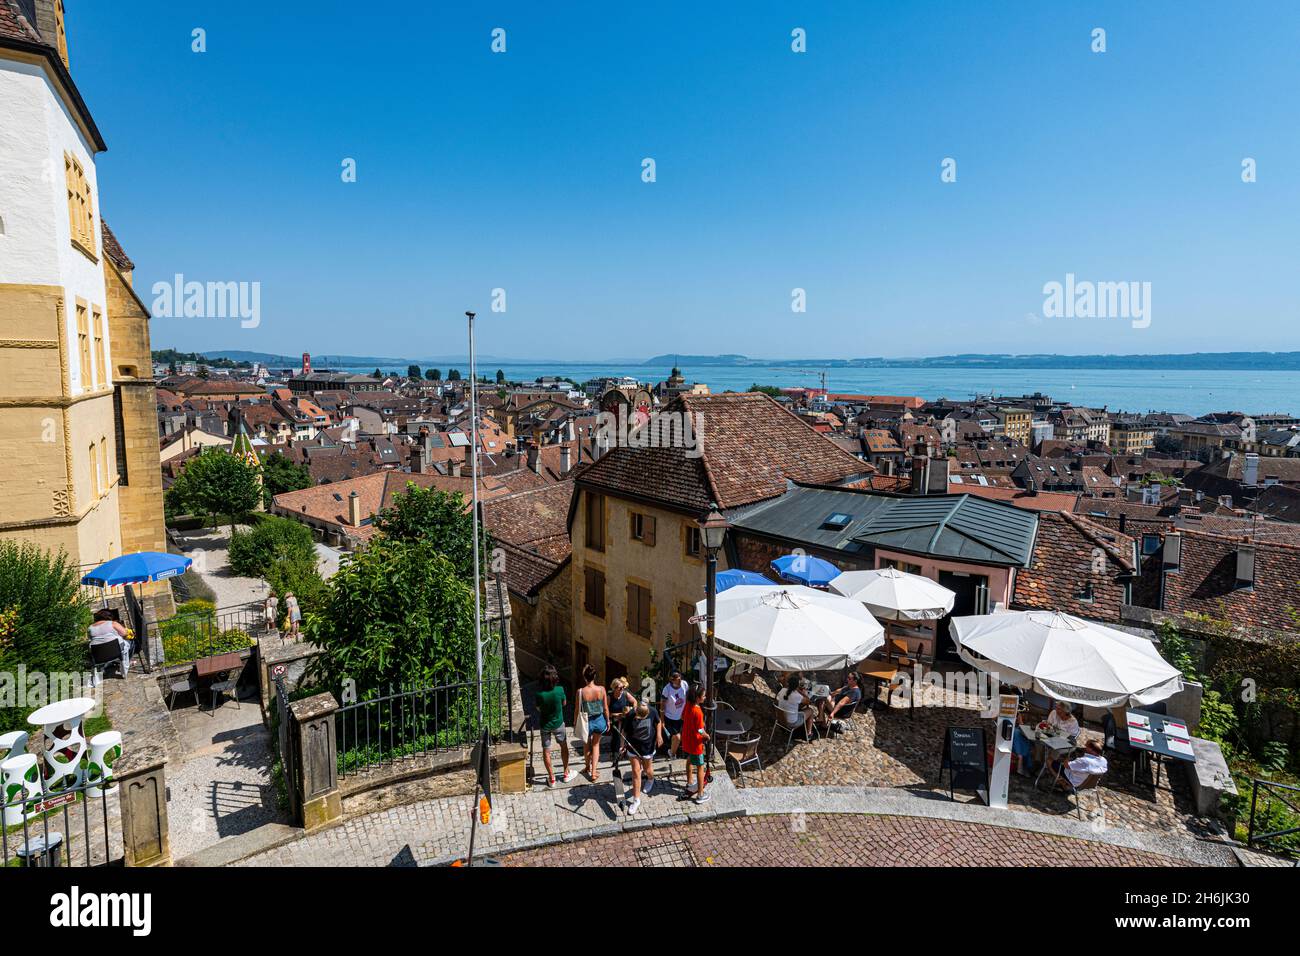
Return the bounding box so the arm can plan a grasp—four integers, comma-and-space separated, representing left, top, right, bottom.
70, 1, 1300, 361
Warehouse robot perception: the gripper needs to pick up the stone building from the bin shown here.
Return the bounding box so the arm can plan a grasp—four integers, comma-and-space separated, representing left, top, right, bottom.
0, 1, 169, 611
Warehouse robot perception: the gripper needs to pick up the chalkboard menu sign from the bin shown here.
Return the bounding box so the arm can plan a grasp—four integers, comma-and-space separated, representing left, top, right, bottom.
941, 726, 988, 800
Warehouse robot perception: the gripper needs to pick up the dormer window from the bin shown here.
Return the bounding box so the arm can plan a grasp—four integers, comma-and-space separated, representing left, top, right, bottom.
1235, 545, 1256, 590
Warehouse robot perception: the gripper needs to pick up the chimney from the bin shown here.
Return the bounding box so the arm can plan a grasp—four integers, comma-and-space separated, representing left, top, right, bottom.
566, 418, 577, 442
411, 444, 424, 474
1118, 512, 1127, 534
1243, 452, 1260, 487
560, 444, 572, 474
347, 490, 361, 526
527, 442, 540, 473
451, 458, 462, 478
463, 440, 473, 466
910, 456, 928, 495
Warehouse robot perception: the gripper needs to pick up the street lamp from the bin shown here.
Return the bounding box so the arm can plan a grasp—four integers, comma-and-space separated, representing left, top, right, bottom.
467, 311, 482, 724
698, 502, 729, 765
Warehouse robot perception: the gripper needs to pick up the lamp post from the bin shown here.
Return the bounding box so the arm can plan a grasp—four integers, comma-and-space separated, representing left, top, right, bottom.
467, 310, 482, 725
698, 502, 729, 766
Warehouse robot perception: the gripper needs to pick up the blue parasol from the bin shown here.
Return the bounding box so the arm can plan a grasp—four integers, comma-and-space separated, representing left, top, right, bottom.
771, 553, 840, 588
715, 569, 775, 593
81, 552, 192, 587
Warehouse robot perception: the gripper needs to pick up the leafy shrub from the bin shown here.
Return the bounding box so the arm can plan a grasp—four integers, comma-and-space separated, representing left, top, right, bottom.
0, 542, 92, 727
228, 516, 316, 579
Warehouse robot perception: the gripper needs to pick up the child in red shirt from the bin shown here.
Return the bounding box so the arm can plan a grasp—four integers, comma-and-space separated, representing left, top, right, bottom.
681, 686, 710, 803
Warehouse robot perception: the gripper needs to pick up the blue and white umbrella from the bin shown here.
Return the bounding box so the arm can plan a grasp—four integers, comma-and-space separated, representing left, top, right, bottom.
771, 553, 840, 588
81, 552, 192, 588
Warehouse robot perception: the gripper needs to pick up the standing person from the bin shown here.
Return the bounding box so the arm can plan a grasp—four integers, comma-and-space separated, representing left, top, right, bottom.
660, 670, 689, 763
535, 665, 575, 787
283, 591, 301, 638
88, 609, 131, 678
680, 686, 710, 803
607, 676, 635, 779
622, 699, 662, 815
263, 593, 279, 634
575, 664, 609, 782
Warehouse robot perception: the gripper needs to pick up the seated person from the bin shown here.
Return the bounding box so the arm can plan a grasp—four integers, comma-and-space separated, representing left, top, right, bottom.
817, 671, 862, 725
1045, 700, 1081, 738
1048, 738, 1108, 790
775, 674, 816, 738
88, 608, 131, 677
1012, 713, 1037, 775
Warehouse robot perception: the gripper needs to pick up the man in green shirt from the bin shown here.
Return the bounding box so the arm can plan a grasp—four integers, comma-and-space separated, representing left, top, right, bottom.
535, 664, 575, 786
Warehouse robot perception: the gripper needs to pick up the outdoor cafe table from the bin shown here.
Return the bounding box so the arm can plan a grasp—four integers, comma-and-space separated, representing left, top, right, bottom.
713, 711, 753, 740
858, 660, 901, 711
1018, 724, 1078, 787
27, 697, 97, 791
194, 652, 242, 680
1125, 707, 1196, 789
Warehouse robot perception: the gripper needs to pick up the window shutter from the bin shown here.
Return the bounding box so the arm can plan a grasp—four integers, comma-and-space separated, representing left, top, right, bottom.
644, 515, 656, 546
626, 582, 636, 631
639, 586, 652, 636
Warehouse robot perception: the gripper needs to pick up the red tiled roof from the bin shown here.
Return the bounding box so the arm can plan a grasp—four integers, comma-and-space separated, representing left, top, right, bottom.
959, 485, 1081, 513
482, 482, 574, 596
576, 392, 872, 512
100, 221, 134, 272
1012, 511, 1135, 623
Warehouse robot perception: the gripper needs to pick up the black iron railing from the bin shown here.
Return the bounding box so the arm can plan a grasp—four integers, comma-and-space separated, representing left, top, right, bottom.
155, 603, 263, 666
1247, 778, 1300, 859
1, 775, 120, 867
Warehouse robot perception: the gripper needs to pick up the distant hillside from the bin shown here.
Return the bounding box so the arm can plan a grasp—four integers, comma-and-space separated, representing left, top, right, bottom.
641, 352, 1300, 371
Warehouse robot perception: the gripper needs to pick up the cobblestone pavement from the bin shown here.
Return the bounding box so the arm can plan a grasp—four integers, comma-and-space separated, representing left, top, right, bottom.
723, 676, 1215, 840
501, 813, 1200, 867
237, 753, 744, 867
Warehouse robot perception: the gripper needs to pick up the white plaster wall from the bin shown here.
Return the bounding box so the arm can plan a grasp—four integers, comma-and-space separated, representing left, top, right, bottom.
0, 56, 111, 396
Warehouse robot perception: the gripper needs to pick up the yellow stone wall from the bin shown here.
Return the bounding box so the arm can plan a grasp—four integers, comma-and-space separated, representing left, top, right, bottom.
569, 487, 717, 683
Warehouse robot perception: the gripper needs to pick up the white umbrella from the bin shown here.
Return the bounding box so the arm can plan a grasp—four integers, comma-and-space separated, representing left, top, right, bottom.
949, 610, 1183, 707
829, 567, 956, 621
696, 585, 885, 671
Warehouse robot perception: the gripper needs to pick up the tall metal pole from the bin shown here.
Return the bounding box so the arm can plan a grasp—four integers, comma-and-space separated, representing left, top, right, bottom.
467, 310, 482, 724
704, 547, 717, 766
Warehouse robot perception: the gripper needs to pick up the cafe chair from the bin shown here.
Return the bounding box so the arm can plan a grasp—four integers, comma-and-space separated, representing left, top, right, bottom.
90, 640, 128, 684
724, 734, 762, 786
1061, 771, 1106, 820
208, 669, 241, 715
823, 698, 860, 741
1102, 713, 1140, 785
769, 701, 817, 748
166, 674, 199, 711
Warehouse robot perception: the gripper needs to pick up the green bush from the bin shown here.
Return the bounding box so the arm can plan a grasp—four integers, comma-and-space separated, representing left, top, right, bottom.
228, 516, 316, 579
266, 555, 327, 622
0, 542, 92, 728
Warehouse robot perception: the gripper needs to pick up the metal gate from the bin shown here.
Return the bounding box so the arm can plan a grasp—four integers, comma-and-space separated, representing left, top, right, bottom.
1, 777, 122, 867
275, 673, 300, 819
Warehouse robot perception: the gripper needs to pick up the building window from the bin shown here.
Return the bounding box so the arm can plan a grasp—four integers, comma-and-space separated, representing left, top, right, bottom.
100, 436, 108, 493
585, 492, 605, 551
89, 443, 100, 498
685, 525, 702, 558
626, 582, 652, 638
630, 511, 656, 545
92, 305, 105, 387
881, 558, 923, 576
54, 1, 68, 68
583, 566, 605, 618
75, 300, 91, 389
604, 657, 628, 684
64, 152, 95, 256
112, 387, 129, 485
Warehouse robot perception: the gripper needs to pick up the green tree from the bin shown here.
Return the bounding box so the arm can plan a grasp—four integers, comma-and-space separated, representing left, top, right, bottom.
0, 542, 91, 728
373, 483, 487, 579
260, 452, 312, 508
407, 364, 422, 380
447, 368, 462, 381
228, 515, 317, 578
372, 368, 382, 379
747, 383, 782, 397
304, 538, 476, 692
425, 368, 440, 381
495, 369, 506, 384
165, 449, 263, 534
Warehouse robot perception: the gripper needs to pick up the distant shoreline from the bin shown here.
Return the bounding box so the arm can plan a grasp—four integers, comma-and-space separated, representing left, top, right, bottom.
166, 349, 1300, 373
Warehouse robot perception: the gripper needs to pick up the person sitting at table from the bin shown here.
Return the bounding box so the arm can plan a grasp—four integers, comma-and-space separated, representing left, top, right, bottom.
817, 671, 862, 727
88, 608, 131, 677
1049, 738, 1108, 790
776, 674, 815, 738
1034, 700, 1080, 769
1012, 712, 1037, 775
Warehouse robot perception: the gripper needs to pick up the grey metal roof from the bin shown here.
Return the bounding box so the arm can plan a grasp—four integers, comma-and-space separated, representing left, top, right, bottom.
729, 485, 1038, 567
